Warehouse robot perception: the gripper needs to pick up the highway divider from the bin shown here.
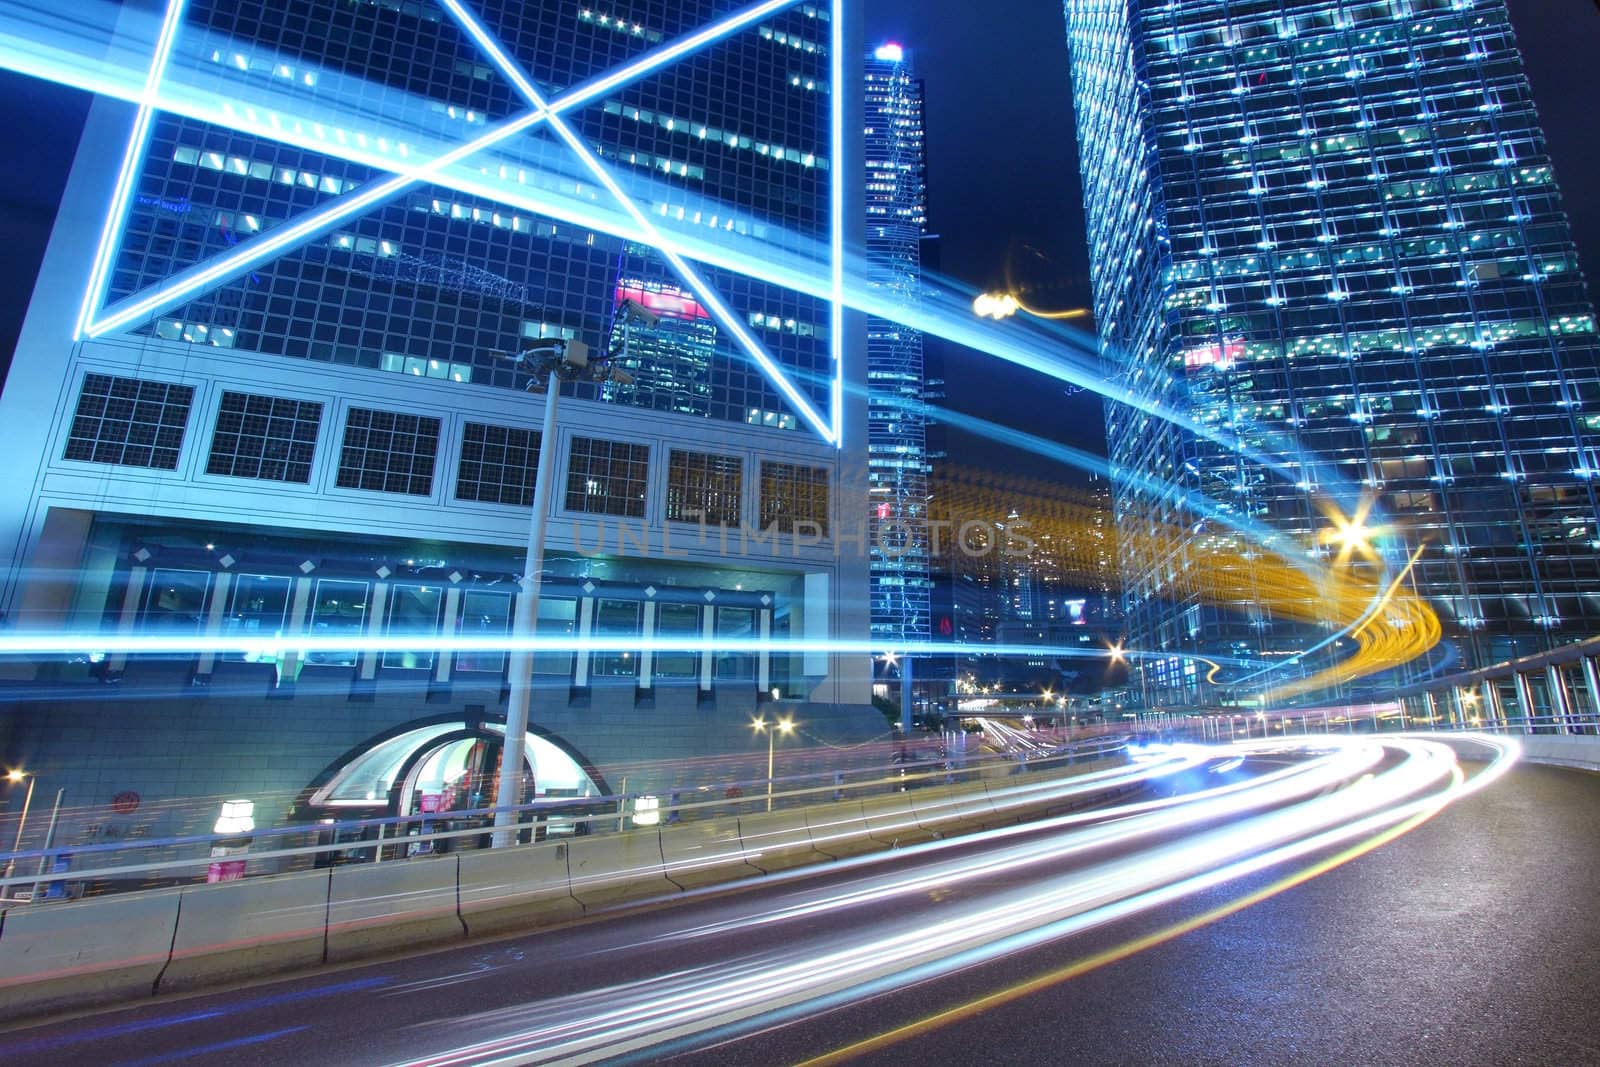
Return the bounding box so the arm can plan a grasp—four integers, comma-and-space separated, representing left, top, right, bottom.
0, 746, 1138, 1024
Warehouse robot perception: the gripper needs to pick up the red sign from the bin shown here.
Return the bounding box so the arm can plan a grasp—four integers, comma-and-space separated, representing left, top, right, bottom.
1183, 339, 1245, 370
419, 793, 443, 814
111, 791, 141, 815
207, 860, 246, 883
614, 281, 710, 321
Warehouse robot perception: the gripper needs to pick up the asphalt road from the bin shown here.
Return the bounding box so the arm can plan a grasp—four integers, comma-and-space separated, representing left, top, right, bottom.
2, 749, 1596, 1066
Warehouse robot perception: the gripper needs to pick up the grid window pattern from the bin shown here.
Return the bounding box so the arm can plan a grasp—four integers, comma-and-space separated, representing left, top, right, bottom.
1065, 0, 1600, 700
565, 436, 648, 517
206, 390, 322, 483
63, 373, 194, 470
666, 450, 743, 527
108, 0, 838, 434
456, 421, 541, 507
759, 461, 829, 535
335, 407, 440, 496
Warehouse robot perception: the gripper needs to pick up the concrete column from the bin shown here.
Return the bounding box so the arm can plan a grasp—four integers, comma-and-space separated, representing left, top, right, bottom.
572, 597, 594, 687
1481, 678, 1505, 729
275, 577, 314, 686
106, 565, 149, 675
1513, 671, 1539, 734
756, 607, 771, 695
1581, 656, 1600, 733
359, 582, 390, 682
194, 571, 234, 678
432, 586, 461, 684
638, 600, 656, 690
1546, 664, 1573, 736
699, 604, 715, 693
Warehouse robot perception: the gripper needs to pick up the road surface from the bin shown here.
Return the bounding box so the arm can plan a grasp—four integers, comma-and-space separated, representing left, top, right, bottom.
2, 737, 1595, 1066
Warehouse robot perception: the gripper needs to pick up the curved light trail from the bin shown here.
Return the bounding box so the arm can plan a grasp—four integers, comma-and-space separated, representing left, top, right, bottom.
382, 735, 1516, 1066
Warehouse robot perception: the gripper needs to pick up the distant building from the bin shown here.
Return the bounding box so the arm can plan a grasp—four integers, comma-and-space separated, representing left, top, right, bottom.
864, 42, 932, 649
1066, 0, 1600, 705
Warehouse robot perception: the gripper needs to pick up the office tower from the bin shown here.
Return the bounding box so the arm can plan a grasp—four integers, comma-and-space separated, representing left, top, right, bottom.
605, 265, 718, 419
1065, 0, 1600, 705
0, 0, 871, 812
863, 42, 932, 647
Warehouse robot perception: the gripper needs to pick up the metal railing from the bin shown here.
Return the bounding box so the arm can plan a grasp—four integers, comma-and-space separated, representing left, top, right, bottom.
1170, 708, 1600, 743
0, 731, 1139, 902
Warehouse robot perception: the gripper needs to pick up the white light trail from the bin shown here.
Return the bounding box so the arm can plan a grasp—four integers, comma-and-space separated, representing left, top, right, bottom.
388, 737, 1517, 1066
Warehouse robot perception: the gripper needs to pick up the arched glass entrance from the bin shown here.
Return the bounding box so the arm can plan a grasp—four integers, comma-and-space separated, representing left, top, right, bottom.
299, 719, 605, 822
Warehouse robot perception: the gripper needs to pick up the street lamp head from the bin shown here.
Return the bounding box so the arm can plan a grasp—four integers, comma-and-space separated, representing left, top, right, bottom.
777, 716, 795, 735
4, 769, 24, 783
750, 716, 767, 734
972, 291, 1020, 320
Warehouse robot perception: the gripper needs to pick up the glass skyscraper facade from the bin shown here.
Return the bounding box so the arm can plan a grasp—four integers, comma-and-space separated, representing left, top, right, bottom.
864, 43, 932, 645
1065, 0, 1600, 704
108, 0, 841, 429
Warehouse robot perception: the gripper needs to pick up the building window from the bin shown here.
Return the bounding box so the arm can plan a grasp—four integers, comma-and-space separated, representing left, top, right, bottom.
206, 391, 322, 483
304, 578, 367, 667
382, 585, 442, 669
715, 606, 756, 679
63, 373, 194, 470
666, 450, 743, 527
534, 596, 577, 677
335, 408, 440, 496
140, 568, 211, 633
655, 602, 702, 678
221, 574, 291, 662
591, 598, 641, 678
759, 461, 830, 535
456, 589, 511, 673
456, 421, 540, 507
565, 436, 648, 517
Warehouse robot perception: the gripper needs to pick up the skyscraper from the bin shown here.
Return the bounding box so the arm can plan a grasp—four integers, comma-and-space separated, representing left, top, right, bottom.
1065, 0, 1600, 705
0, 0, 873, 812
863, 42, 931, 647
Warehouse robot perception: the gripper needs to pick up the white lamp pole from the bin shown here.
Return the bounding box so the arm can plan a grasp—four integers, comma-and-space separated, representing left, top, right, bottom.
493, 367, 562, 848
4, 771, 37, 883
752, 716, 795, 813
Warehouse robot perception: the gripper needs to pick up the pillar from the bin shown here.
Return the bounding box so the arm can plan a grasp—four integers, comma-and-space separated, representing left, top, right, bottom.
1546, 664, 1573, 736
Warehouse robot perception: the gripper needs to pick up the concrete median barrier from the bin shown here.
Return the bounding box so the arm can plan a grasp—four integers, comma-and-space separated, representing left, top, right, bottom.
325, 855, 464, 961
802, 797, 876, 858
659, 820, 762, 889
160, 869, 332, 992
859, 792, 939, 848
0, 889, 183, 1022
909, 784, 991, 836
458, 842, 581, 937
738, 808, 833, 872
566, 830, 677, 909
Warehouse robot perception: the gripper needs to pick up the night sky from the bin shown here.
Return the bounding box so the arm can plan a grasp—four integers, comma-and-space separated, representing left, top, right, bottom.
1, 2, 1596, 481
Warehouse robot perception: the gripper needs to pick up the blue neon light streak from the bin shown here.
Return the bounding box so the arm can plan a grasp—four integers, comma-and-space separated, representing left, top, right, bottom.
829, 0, 846, 448
437, 0, 840, 443
73, 0, 189, 341
0, 631, 1265, 666
84, 0, 807, 341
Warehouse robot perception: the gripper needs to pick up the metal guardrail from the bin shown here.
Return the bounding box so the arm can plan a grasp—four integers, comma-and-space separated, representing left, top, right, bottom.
1171, 708, 1600, 742
0, 733, 1137, 901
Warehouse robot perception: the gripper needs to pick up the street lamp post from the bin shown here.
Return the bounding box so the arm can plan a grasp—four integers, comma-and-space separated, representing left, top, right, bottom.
493, 338, 633, 848
752, 715, 794, 813
4, 769, 36, 883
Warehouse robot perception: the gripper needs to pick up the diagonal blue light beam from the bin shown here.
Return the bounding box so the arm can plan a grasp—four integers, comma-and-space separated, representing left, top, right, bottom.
74, 0, 189, 340
85, 0, 808, 342
437, 0, 840, 444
